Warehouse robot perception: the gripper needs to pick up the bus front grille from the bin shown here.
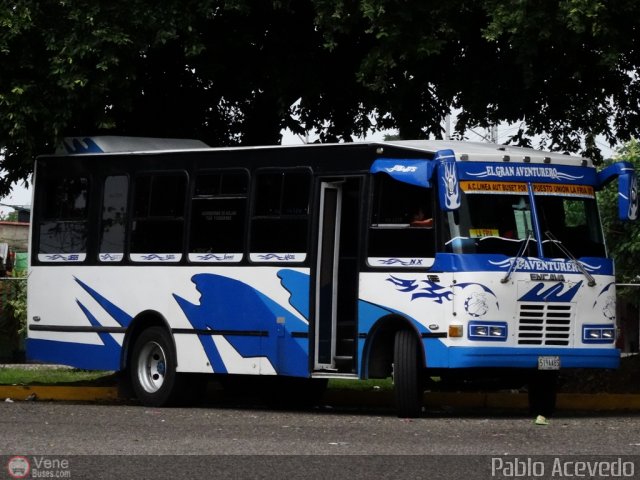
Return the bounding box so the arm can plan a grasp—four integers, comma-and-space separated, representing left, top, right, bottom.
517, 303, 572, 346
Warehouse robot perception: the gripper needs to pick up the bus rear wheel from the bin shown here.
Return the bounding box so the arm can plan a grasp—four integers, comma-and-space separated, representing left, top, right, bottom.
393, 329, 424, 418
131, 326, 182, 407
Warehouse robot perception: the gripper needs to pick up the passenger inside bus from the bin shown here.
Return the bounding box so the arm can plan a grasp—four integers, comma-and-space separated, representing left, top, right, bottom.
410, 208, 433, 228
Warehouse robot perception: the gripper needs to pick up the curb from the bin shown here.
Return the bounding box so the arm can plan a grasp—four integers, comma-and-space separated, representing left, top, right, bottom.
3, 385, 640, 411
1, 385, 119, 402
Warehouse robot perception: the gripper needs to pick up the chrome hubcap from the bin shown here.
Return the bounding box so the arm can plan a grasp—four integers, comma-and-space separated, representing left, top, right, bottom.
137, 341, 167, 393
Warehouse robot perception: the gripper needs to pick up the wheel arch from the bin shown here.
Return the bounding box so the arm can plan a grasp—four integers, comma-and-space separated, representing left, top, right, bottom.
121, 310, 175, 371
361, 314, 425, 379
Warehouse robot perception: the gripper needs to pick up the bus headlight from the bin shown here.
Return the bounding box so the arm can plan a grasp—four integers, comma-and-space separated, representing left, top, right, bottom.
583, 325, 616, 343
588, 329, 602, 339
602, 330, 615, 340
469, 321, 507, 341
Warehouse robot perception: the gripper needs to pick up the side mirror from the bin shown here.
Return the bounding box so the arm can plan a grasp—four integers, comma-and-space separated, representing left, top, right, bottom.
435, 149, 461, 211
596, 161, 638, 221
618, 171, 638, 221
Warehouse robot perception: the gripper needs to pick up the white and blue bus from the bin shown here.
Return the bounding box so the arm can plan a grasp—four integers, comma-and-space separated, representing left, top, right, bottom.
27, 137, 637, 417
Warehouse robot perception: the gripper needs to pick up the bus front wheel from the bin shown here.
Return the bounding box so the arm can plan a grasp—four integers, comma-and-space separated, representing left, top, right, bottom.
393, 329, 424, 418
130, 326, 181, 407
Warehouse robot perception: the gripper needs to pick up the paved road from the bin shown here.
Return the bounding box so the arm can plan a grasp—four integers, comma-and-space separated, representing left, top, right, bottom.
1, 402, 640, 478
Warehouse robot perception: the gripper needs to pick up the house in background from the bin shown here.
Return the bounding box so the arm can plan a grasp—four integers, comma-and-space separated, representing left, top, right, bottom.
0, 220, 29, 252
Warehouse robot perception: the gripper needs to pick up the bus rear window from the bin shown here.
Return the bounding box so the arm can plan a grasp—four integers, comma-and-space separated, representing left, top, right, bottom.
37, 176, 89, 260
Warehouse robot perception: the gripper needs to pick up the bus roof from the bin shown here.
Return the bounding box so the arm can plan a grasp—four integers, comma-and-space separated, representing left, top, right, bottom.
381, 140, 592, 167
53, 136, 592, 167
55, 136, 209, 155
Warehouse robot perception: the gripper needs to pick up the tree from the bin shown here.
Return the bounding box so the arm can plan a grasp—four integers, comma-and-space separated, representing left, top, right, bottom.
2, 1, 640, 197
598, 139, 640, 301
0, 1, 378, 197
314, 0, 640, 157
0, 210, 18, 222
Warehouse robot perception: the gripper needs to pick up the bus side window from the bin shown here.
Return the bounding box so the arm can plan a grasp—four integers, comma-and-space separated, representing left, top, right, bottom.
188, 170, 248, 262
130, 173, 187, 258
38, 175, 89, 258
99, 175, 128, 262
368, 174, 435, 262
250, 169, 311, 260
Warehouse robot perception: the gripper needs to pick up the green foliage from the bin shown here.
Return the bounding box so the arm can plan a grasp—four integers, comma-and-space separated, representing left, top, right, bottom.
598, 139, 640, 302
0, 211, 18, 222
328, 378, 392, 391
2, 1, 640, 195
6, 278, 27, 337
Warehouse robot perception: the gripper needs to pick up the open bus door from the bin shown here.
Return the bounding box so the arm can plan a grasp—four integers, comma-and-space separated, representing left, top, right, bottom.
313, 177, 362, 375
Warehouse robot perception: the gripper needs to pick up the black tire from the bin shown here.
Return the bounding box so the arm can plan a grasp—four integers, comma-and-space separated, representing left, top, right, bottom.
130, 326, 182, 407
528, 370, 558, 417
393, 329, 424, 418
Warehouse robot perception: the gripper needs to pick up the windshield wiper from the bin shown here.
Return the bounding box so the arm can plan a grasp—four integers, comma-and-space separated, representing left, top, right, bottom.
544, 231, 596, 287
501, 231, 534, 284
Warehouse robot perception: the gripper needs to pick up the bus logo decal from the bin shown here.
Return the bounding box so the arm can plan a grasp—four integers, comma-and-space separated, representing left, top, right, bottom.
467, 165, 584, 181
386, 275, 498, 308
258, 253, 296, 261
99, 253, 123, 262
377, 258, 424, 266
464, 292, 491, 317
196, 253, 234, 261
385, 165, 418, 173
443, 161, 461, 209
41, 253, 85, 262
251, 253, 306, 262
139, 254, 178, 261
490, 257, 601, 273
518, 281, 582, 303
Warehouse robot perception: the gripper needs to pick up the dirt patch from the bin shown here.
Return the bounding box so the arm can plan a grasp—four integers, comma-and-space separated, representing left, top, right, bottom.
558, 354, 640, 394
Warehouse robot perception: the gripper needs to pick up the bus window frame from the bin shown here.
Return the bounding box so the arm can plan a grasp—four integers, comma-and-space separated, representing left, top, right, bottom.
34, 165, 92, 264
128, 169, 189, 263
98, 173, 130, 263
186, 167, 251, 264
248, 166, 313, 264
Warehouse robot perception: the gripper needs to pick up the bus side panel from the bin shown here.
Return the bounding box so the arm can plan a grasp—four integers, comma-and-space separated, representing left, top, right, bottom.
357, 271, 452, 370
27, 266, 312, 377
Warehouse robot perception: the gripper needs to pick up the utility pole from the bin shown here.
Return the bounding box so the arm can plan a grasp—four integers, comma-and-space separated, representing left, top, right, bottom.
489, 124, 498, 144
444, 114, 451, 141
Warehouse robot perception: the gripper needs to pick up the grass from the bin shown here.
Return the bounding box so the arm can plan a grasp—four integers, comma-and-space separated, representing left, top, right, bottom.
0, 367, 115, 386
328, 378, 393, 391
0, 366, 393, 391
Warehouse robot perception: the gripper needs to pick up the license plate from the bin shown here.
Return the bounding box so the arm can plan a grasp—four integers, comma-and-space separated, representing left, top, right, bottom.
538, 356, 561, 370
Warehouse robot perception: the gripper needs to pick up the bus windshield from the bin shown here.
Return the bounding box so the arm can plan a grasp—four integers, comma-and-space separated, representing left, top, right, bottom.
447, 183, 605, 259
536, 194, 605, 259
